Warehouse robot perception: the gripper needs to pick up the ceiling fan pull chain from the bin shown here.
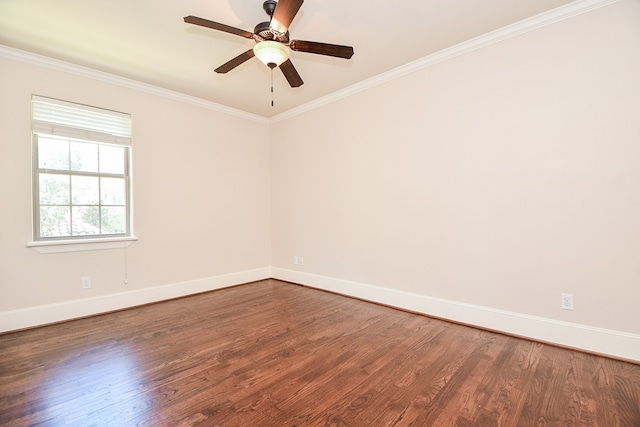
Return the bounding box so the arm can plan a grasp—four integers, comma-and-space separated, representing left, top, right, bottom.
271, 67, 275, 107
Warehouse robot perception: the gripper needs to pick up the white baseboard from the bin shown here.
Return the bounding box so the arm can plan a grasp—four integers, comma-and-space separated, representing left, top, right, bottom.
0, 267, 271, 333
3, 266, 638, 362
272, 268, 640, 362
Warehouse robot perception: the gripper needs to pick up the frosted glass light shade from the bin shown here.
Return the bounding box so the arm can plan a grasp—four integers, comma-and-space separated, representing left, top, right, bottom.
253, 41, 290, 67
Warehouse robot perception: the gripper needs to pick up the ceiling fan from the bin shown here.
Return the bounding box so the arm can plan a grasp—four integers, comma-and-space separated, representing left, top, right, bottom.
184, 0, 354, 88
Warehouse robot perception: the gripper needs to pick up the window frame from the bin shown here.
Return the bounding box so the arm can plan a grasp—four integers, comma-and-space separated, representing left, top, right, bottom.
28, 96, 136, 252
32, 135, 133, 241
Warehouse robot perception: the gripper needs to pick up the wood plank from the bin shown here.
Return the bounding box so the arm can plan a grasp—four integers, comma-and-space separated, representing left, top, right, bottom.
0, 279, 638, 426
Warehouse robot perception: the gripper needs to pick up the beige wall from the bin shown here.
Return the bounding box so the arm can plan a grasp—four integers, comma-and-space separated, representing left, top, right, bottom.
0, 56, 271, 312
1, 1, 638, 357
271, 0, 640, 335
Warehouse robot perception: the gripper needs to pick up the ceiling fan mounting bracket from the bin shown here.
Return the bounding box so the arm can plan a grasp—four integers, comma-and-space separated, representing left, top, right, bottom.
263, 0, 277, 17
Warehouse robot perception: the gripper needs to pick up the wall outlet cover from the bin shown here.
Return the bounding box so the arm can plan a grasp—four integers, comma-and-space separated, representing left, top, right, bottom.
561, 293, 574, 310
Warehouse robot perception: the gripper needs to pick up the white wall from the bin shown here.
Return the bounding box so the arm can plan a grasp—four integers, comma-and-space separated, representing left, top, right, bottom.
0, 53, 272, 327
271, 0, 640, 359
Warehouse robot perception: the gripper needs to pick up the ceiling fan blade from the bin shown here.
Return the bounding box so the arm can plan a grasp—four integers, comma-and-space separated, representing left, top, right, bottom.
270, 0, 304, 35
215, 49, 256, 74
279, 59, 304, 87
184, 15, 254, 39
290, 40, 354, 59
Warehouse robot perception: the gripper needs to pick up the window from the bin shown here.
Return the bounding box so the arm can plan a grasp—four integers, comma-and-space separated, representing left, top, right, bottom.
31, 96, 133, 244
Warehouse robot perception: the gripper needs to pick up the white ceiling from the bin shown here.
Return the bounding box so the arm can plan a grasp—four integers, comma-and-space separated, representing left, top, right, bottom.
0, 0, 576, 118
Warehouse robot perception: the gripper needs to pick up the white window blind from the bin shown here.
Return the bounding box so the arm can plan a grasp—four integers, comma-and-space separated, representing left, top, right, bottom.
32, 95, 131, 146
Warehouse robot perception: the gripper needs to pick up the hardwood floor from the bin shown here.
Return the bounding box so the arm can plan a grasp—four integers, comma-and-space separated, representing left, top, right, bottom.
1, 279, 638, 426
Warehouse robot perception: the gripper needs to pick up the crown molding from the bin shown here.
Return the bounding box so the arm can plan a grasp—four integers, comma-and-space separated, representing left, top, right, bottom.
0, 45, 270, 125
1, 0, 620, 125
269, 0, 621, 124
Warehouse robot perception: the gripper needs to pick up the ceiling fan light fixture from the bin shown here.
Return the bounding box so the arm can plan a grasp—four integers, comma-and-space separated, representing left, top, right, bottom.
253, 41, 290, 68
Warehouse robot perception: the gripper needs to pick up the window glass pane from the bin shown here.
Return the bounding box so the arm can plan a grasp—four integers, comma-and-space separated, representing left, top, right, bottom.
70, 141, 99, 172
40, 206, 71, 237
39, 174, 70, 205
38, 136, 69, 170
101, 177, 126, 205
71, 176, 99, 205
72, 206, 100, 235
99, 145, 125, 174
101, 206, 126, 234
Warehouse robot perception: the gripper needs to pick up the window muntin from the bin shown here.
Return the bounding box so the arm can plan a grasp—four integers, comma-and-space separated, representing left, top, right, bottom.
32, 96, 132, 242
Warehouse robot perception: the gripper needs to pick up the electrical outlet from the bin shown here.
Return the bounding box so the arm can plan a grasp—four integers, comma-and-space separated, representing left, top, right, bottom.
561, 293, 574, 310
298, 257, 304, 266
81, 276, 92, 289
293, 256, 299, 265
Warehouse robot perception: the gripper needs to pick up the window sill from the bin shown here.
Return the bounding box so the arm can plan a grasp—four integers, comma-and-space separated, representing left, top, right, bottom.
27, 236, 138, 254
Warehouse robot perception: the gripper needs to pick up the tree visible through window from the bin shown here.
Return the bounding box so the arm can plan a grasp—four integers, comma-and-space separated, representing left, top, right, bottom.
32, 96, 132, 241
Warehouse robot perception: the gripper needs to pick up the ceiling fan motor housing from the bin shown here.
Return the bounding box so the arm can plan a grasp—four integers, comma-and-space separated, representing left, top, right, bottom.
254, 21, 272, 39
254, 21, 289, 42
